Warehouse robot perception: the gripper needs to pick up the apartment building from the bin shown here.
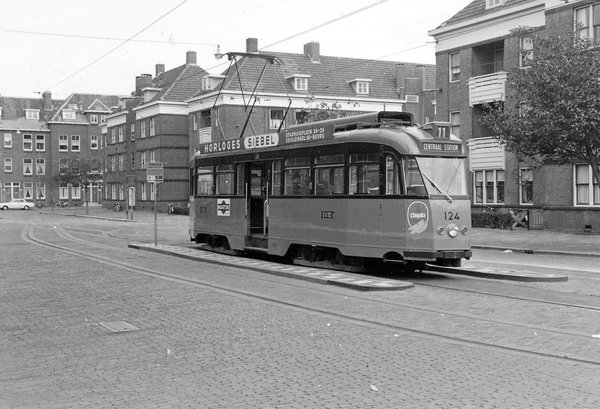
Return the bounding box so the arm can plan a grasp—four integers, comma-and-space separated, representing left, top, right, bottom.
429, 0, 600, 233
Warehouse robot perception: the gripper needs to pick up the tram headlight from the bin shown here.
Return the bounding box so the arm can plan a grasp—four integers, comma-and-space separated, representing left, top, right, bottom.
447, 223, 459, 237
461, 225, 469, 235
437, 226, 445, 235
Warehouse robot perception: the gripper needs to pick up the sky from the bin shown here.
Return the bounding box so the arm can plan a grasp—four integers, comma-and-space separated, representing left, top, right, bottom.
0, 0, 473, 100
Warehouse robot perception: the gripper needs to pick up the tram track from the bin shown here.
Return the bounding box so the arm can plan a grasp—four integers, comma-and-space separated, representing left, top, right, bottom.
23, 221, 600, 368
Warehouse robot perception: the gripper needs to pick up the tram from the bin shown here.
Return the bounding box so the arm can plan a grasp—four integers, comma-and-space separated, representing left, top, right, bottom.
189, 111, 471, 272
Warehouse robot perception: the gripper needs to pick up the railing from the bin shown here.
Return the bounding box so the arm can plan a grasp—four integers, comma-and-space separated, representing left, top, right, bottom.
467, 71, 507, 106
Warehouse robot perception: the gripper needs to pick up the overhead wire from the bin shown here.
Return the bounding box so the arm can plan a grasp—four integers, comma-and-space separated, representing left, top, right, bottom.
43, 0, 188, 93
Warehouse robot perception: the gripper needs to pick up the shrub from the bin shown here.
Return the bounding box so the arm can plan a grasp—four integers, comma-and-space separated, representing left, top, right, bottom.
472, 212, 513, 229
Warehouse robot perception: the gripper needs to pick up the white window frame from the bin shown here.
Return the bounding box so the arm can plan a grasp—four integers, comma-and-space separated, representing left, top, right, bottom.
118, 126, 124, 143
150, 182, 156, 200
574, 164, 600, 206
72, 184, 81, 200
141, 183, 147, 200
486, 0, 504, 9
36, 182, 46, 200
36, 158, 45, 175
269, 109, 285, 130
59, 184, 69, 200
150, 118, 156, 136
575, 4, 600, 42
23, 134, 33, 151
90, 114, 98, 124
474, 169, 505, 205
23, 182, 34, 201
519, 35, 533, 68
62, 110, 76, 120
36, 134, 45, 151
4, 157, 12, 173
449, 52, 461, 82
71, 135, 80, 152
25, 109, 39, 120
141, 120, 146, 138
450, 112, 461, 139
4, 133, 12, 148
140, 151, 147, 169
59, 135, 69, 151
91, 135, 99, 150
23, 158, 33, 176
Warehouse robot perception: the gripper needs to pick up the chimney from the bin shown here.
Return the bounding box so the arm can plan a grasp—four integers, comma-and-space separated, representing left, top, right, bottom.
156, 64, 165, 76
246, 38, 258, 53
42, 91, 52, 111
186, 51, 197, 65
304, 41, 320, 63
135, 74, 153, 96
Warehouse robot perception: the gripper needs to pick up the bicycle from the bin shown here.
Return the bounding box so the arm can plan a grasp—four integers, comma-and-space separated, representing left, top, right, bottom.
113, 202, 122, 212
36, 202, 48, 209
167, 203, 174, 215
55, 201, 69, 208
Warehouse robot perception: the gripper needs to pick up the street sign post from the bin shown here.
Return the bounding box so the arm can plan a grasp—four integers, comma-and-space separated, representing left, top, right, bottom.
147, 162, 163, 246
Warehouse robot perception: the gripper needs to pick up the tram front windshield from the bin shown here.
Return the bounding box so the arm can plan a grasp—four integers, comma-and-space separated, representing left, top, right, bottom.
409, 157, 467, 198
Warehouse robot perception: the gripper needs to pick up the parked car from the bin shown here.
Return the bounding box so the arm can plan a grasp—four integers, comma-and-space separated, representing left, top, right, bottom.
0, 198, 36, 210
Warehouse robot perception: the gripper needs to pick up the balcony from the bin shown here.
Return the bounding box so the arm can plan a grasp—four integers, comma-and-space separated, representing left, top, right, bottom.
468, 71, 507, 106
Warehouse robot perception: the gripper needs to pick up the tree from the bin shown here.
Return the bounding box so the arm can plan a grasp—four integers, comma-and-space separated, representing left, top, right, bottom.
479, 26, 600, 187
296, 95, 361, 124
55, 154, 103, 214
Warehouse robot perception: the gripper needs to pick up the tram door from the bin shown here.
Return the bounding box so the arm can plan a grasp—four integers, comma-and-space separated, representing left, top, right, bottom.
248, 162, 269, 238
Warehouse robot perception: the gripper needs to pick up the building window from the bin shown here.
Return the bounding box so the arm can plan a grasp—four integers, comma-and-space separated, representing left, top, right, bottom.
23, 134, 33, 151
4, 157, 12, 173
59, 135, 68, 151
519, 35, 533, 68
110, 128, 116, 144
36, 182, 46, 201
150, 182, 156, 200
575, 4, 600, 42
23, 158, 33, 175
140, 120, 146, 138
575, 164, 600, 206
149, 149, 156, 163
450, 112, 461, 139
36, 158, 45, 175
36, 134, 45, 151
270, 109, 285, 129
91, 135, 99, 150
486, 0, 504, 9
140, 151, 147, 169
23, 182, 34, 201
59, 158, 68, 174
520, 168, 533, 205
4, 133, 12, 148
118, 126, 124, 142
474, 170, 504, 204
149, 118, 156, 136
131, 124, 135, 141
449, 52, 461, 82
131, 153, 135, 170
193, 114, 198, 131
59, 184, 69, 200
71, 135, 80, 152
118, 154, 125, 171
25, 109, 39, 120
90, 114, 98, 124
72, 184, 81, 200
295, 77, 308, 91
348, 78, 371, 95
62, 110, 76, 120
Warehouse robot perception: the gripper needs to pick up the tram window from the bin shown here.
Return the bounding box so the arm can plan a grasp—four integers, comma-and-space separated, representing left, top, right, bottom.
272, 160, 283, 195
385, 155, 400, 195
284, 157, 311, 195
315, 154, 344, 195
216, 164, 235, 195
236, 163, 245, 196
349, 153, 379, 194
404, 157, 426, 196
196, 166, 214, 195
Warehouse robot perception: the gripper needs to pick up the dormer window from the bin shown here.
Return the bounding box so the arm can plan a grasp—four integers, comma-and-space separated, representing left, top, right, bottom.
486, 0, 504, 9
25, 109, 40, 120
348, 78, 372, 95
286, 74, 310, 91
202, 75, 226, 91
142, 88, 160, 102
63, 110, 76, 120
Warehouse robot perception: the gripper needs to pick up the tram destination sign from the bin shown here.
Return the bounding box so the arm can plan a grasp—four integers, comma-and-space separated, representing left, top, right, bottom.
421, 142, 462, 154
199, 124, 335, 155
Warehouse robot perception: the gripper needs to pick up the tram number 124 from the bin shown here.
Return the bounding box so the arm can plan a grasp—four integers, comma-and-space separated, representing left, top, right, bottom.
444, 211, 460, 221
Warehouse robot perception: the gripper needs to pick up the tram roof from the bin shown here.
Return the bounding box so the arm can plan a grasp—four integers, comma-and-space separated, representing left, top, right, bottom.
193, 111, 465, 160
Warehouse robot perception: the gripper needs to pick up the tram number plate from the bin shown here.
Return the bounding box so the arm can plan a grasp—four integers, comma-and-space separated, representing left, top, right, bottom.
321, 211, 335, 219
199, 207, 208, 213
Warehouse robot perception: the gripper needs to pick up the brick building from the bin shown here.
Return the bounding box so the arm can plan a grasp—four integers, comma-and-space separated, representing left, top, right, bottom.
1, 92, 118, 207
429, 0, 600, 233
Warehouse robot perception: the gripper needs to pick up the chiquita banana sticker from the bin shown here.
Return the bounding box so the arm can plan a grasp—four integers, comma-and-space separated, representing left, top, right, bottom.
407, 201, 429, 235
